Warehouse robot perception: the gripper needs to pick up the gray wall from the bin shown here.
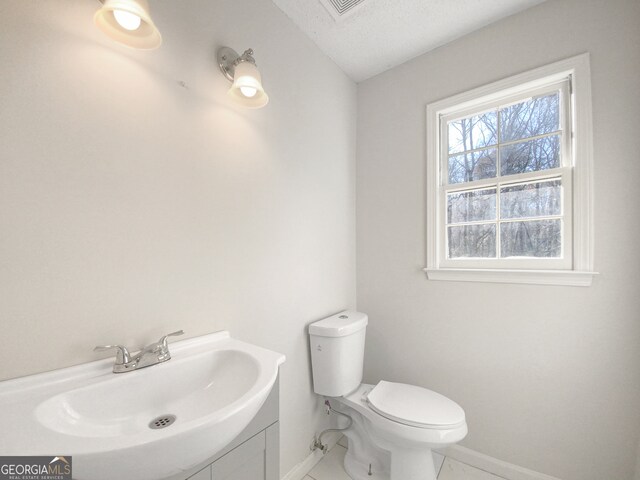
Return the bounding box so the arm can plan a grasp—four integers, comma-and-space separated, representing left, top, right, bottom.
0, 0, 356, 476
356, 1, 640, 480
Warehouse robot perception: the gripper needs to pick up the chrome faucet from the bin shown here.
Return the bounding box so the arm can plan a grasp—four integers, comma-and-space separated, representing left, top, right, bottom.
95, 330, 184, 373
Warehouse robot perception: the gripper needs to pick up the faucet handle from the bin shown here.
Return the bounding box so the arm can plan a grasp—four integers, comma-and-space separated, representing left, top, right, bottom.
159, 330, 184, 348
94, 345, 131, 365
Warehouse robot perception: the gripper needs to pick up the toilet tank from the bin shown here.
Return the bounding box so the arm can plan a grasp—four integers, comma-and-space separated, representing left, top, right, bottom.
308, 311, 368, 397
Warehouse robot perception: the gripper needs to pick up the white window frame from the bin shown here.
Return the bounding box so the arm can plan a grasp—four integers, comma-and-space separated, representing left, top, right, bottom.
425, 54, 597, 286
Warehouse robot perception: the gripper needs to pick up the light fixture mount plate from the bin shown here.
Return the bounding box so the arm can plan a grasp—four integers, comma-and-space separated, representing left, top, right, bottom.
218, 47, 240, 82
218, 47, 257, 82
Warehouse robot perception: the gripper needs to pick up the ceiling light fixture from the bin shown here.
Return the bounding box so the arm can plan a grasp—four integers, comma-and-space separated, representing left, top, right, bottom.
94, 0, 162, 49
217, 47, 269, 109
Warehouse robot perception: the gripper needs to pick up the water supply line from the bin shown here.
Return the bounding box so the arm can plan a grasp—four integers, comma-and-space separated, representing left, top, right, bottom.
312, 400, 353, 454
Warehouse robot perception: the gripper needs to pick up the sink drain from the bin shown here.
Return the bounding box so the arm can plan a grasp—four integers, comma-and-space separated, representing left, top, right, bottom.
149, 414, 176, 429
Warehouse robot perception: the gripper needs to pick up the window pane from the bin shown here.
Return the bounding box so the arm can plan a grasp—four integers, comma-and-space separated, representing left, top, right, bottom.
447, 189, 496, 224
448, 111, 497, 154
500, 180, 561, 219
500, 134, 560, 176
448, 148, 497, 184
500, 93, 560, 142
448, 224, 496, 258
500, 220, 561, 258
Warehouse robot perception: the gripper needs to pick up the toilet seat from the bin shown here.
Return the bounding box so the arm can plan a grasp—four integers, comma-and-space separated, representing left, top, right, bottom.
338, 383, 468, 452
366, 381, 465, 429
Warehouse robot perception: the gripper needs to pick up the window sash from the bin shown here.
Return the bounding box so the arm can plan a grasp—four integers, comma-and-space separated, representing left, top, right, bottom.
438, 168, 573, 269
437, 80, 573, 270
440, 80, 572, 187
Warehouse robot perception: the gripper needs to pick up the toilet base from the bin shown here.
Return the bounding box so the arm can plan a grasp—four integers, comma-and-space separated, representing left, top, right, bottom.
342, 445, 437, 480
389, 448, 436, 480
343, 449, 388, 480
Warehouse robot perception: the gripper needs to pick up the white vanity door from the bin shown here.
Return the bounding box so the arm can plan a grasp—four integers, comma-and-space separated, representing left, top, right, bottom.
211, 431, 266, 480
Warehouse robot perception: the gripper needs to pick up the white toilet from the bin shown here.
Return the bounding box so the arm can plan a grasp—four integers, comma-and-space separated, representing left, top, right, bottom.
309, 311, 467, 480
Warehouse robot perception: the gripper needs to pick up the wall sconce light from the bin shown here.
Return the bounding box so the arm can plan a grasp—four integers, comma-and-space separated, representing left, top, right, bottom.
94, 0, 162, 49
217, 47, 269, 109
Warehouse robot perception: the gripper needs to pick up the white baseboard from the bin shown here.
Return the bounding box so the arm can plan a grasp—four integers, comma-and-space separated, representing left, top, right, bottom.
438, 445, 564, 480
282, 431, 342, 480
282, 434, 561, 480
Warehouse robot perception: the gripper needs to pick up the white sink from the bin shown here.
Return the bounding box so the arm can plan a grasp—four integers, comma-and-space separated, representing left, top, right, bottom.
0, 331, 285, 480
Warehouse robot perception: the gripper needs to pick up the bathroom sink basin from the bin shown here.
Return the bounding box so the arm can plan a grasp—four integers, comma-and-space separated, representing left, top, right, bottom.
0, 331, 285, 480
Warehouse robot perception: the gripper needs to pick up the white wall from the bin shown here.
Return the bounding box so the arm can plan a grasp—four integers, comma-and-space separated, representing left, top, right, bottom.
356, 1, 640, 480
0, 0, 356, 476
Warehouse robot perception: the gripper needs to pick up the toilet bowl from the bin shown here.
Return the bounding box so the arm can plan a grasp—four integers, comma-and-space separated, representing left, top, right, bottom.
309, 311, 467, 480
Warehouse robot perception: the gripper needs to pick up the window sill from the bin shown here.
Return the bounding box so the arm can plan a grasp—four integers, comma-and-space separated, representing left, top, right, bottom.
423, 268, 598, 286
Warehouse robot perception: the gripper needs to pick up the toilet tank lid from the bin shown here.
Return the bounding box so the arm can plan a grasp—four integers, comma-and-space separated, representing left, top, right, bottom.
308, 311, 368, 337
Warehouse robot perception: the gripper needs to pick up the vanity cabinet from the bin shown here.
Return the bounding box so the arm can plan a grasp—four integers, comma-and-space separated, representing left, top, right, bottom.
178, 378, 280, 480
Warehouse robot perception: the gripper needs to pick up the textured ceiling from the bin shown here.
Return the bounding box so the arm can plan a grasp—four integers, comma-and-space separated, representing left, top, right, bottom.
271, 0, 548, 82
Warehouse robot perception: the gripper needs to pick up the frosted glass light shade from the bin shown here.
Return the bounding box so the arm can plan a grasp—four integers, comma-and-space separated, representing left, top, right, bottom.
228, 62, 269, 109
94, 0, 162, 49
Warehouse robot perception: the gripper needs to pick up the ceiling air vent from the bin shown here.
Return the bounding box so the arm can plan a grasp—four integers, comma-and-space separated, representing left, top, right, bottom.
319, 0, 368, 21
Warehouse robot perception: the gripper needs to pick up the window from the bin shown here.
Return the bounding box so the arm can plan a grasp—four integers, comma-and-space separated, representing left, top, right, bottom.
425, 54, 596, 286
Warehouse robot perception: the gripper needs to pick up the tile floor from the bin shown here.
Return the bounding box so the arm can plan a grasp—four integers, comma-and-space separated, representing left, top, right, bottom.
304, 437, 507, 480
